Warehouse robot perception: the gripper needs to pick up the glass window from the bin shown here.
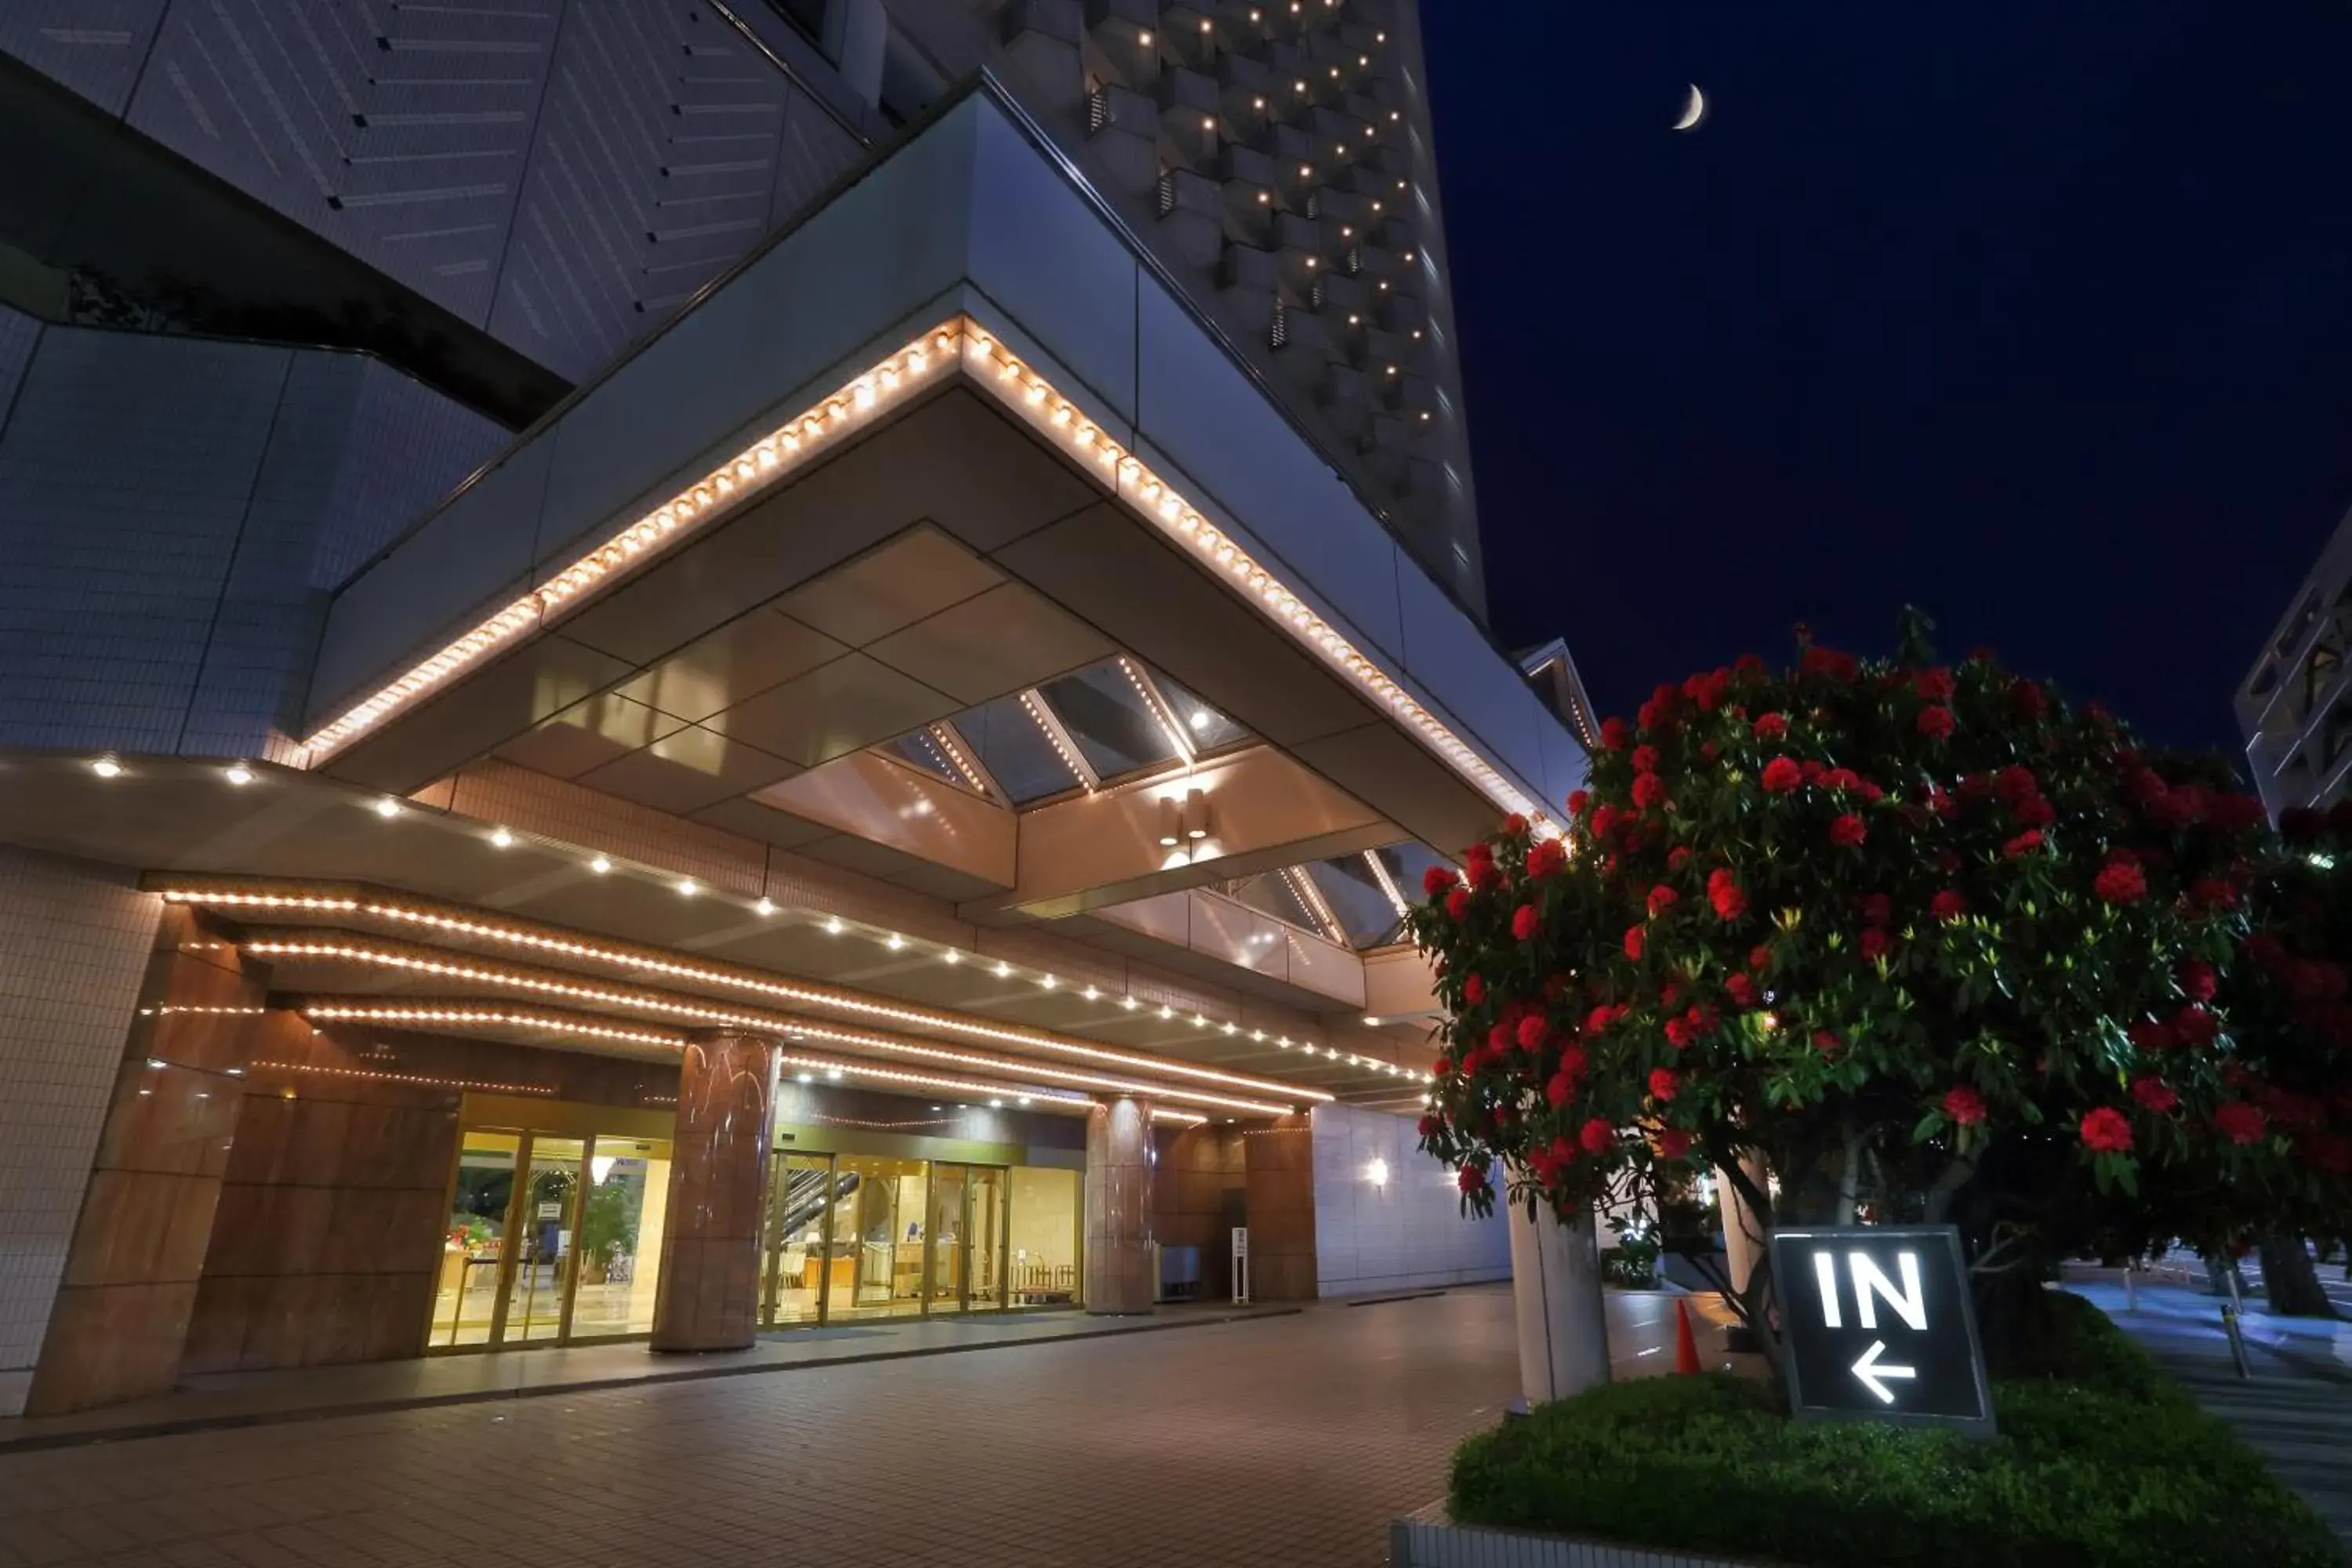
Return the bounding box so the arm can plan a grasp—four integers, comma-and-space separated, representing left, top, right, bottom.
830, 1155, 930, 1319
1037, 661, 1181, 779
1009, 1166, 1080, 1306
764, 1152, 840, 1328
1308, 858, 1406, 949
569, 1137, 671, 1339
1229, 870, 1323, 935
1153, 673, 1250, 753
956, 695, 1085, 804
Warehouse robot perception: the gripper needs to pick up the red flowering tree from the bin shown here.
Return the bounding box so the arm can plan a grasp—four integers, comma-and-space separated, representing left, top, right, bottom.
1409, 614, 2352, 1365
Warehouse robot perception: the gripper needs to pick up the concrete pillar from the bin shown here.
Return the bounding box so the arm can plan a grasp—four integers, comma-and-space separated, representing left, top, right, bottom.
1716, 1154, 1768, 1297
823, 0, 887, 107
1083, 1095, 1155, 1314
651, 1029, 779, 1352
1507, 1199, 1611, 1404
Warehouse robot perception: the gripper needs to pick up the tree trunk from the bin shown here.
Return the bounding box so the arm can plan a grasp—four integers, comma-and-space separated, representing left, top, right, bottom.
2258, 1236, 2339, 1319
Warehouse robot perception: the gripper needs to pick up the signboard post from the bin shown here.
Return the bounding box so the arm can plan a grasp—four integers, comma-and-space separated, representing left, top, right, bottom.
1766, 1225, 1995, 1439
1231, 1226, 1250, 1305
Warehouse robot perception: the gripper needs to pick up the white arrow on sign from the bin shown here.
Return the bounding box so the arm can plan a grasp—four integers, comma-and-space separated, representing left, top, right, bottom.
1851, 1339, 1916, 1404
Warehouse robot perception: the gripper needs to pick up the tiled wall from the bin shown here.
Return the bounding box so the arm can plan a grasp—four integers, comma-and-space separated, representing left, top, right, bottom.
0, 846, 162, 1418
1154, 1123, 1247, 1301
1243, 1114, 1319, 1301
1311, 1102, 1508, 1298
0, 307, 506, 760
1, 0, 869, 385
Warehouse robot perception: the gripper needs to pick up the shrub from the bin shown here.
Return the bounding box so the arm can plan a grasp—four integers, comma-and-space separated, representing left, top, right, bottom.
1450, 1301, 2339, 1568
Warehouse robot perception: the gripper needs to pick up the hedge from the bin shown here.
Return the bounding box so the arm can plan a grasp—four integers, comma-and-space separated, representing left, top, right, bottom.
1448, 1293, 2339, 1568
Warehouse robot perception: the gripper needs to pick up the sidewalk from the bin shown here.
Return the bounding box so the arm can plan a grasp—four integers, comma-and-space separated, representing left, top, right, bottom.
2069, 1281, 2352, 1545
0, 1300, 1298, 1454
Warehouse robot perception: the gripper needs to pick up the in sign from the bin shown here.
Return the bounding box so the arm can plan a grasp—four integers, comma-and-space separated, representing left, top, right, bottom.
1767, 1225, 1994, 1439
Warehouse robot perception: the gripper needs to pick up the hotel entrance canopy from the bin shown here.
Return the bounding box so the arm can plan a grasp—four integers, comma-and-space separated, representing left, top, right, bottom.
295, 76, 1581, 927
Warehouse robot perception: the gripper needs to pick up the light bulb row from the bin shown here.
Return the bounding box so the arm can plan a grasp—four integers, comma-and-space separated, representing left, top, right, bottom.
959, 321, 1541, 825
298, 1003, 681, 1051
296, 325, 955, 763
241, 937, 1301, 1114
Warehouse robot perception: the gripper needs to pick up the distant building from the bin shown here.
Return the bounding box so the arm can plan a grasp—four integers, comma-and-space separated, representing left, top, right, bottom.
2238, 507, 2352, 818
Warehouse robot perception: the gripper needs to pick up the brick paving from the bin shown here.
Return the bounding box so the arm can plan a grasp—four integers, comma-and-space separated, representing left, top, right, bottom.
0, 1287, 1521, 1568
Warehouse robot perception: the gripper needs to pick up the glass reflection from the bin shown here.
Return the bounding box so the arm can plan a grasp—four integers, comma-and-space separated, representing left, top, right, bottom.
499, 1135, 584, 1344
569, 1137, 671, 1339
434, 1132, 518, 1347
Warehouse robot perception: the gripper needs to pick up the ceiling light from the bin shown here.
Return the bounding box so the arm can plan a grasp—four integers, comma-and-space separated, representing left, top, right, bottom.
223, 764, 254, 786
1122, 996, 1140, 1011
1018, 1095, 1033, 1106
1158, 1006, 1174, 1020
755, 896, 774, 915
590, 856, 612, 874
1040, 975, 1058, 989
373, 797, 401, 818
824, 917, 844, 935
1083, 985, 1101, 1001
675, 879, 698, 897
989, 1098, 1004, 1109
1364, 1015, 1381, 1027
1138, 29, 1152, 45
826, 1066, 843, 1080
490, 828, 514, 849
885, 933, 905, 951
942, 949, 962, 965
995, 961, 1013, 978
89, 757, 122, 779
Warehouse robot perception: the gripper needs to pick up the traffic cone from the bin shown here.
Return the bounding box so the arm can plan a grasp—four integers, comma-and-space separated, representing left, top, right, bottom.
1673, 1297, 1703, 1375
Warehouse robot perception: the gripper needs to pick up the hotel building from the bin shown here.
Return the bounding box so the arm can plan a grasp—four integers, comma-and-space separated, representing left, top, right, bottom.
2240, 505, 2352, 819
0, 0, 1586, 1417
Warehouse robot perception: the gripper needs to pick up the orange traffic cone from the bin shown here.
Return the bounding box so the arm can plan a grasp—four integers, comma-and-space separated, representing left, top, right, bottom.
1673, 1297, 1703, 1375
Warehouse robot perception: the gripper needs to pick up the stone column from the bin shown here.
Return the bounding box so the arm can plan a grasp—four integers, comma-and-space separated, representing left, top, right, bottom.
651, 1029, 779, 1352
1507, 1199, 1611, 1405
1083, 1095, 1155, 1315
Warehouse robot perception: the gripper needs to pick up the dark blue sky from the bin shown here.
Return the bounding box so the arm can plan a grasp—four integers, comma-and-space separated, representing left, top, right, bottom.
1421, 2, 2352, 752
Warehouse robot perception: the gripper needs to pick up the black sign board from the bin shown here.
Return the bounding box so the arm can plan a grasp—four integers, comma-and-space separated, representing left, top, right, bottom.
1766, 1225, 1996, 1439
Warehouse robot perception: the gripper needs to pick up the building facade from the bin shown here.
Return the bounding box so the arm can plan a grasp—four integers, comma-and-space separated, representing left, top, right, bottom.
0, 0, 1580, 1419
2238, 506, 2352, 819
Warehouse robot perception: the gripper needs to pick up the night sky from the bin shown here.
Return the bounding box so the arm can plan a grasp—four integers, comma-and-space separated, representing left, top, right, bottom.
1420, 2, 2352, 754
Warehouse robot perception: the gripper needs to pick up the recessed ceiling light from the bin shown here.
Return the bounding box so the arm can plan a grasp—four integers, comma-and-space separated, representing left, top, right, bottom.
1121, 996, 1139, 1011
795, 1071, 814, 1083
676, 878, 698, 896
590, 855, 612, 874
824, 916, 844, 935
1083, 985, 1100, 1001
942, 949, 962, 965
755, 896, 774, 915
89, 757, 122, 779
995, 961, 1013, 978
222, 764, 253, 786
1040, 975, 1058, 989
373, 797, 401, 818
988, 1098, 1004, 1109
885, 933, 905, 951
490, 828, 514, 849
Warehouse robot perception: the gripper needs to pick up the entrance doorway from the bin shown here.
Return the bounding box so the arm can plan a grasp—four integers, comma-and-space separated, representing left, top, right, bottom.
757, 1151, 1071, 1328
428, 1126, 673, 1351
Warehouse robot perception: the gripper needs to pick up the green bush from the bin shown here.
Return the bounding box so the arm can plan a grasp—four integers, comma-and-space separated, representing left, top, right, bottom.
1450, 1301, 2339, 1567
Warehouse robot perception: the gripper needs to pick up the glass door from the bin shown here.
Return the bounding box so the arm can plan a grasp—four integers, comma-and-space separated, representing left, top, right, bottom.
568, 1136, 671, 1340
432, 1132, 520, 1347
762, 1152, 838, 1328
495, 1134, 585, 1345
927, 1163, 1010, 1315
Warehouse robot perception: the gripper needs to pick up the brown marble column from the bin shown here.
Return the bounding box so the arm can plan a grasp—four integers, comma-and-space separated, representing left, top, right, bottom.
28, 906, 260, 1415
1084, 1095, 1156, 1315
651, 1029, 779, 1352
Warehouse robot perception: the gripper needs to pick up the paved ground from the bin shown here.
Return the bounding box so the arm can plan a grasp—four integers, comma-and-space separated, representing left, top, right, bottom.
2071, 1282, 2352, 1546
0, 1287, 1523, 1568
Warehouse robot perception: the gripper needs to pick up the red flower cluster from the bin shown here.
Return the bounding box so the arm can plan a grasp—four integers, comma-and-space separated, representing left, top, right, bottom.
2080, 1106, 2133, 1153
1600, 717, 1631, 751
1647, 1067, 1680, 1103
2093, 854, 2149, 906
1943, 1085, 1987, 1126
1829, 813, 1867, 848
1760, 756, 1802, 793
1917, 705, 1955, 740
1647, 884, 1678, 916
1930, 889, 1969, 921
1632, 772, 1668, 810
2131, 1076, 2180, 1115
1512, 904, 1541, 941
1753, 712, 1789, 742
1708, 868, 1748, 920
2213, 1102, 2267, 1146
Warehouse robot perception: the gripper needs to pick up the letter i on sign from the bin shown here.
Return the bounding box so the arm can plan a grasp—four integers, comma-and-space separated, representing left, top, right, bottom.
1814, 1251, 1842, 1327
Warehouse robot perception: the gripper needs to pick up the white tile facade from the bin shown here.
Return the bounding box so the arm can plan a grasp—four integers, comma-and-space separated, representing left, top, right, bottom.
1313, 1103, 1510, 1298
0, 846, 160, 1417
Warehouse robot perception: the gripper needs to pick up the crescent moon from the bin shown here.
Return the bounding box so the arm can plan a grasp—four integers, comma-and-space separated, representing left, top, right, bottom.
1672, 84, 1706, 132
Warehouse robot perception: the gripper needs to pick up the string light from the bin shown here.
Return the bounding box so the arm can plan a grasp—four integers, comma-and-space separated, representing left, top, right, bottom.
289, 316, 1542, 826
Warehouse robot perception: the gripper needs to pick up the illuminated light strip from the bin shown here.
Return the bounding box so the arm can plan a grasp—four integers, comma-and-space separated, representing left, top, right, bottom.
1362, 850, 1410, 920
249, 1059, 558, 1096
960, 323, 1542, 825
141, 1004, 269, 1017
926, 723, 992, 797
784, 1018, 1294, 1116
782, 1055, 1205, 1126
241, 938, 1301, 1115
1281, 866, 1346, 946
165, 885, 1330, 1102
158, 891, 362, 912
1018, 688, 1095, 792
289, 314, 1541, 826
294, 325, 958, 763
297, 1003, 684, 1051
1116, 655, 1194, 764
